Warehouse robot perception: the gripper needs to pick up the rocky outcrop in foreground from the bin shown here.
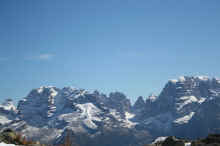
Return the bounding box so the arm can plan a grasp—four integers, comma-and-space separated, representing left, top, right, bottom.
0, 129, 42, 146
146, 134, 220, 146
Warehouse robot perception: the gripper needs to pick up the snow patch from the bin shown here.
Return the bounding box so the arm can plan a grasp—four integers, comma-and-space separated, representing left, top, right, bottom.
0, 115, 12, 125
0, 142, 16, 146
148, 94, 157, 102
198, 98, 206, 104
169, 79, 178, 84
125, 112, 135, 119
196, 76, 209, 81
185, 142, 191, 146
124, 112, 137, 128
0, 101, 16, 111
177, 96, 198, 111
152, 137, 167, 144
179, 76, 186, 82
174, 112, 195, 124
50, 88, 58, 98
76, 103, 101, 129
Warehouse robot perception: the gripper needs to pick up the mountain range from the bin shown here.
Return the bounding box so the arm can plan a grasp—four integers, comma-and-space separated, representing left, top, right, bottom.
1, 76, 220, 146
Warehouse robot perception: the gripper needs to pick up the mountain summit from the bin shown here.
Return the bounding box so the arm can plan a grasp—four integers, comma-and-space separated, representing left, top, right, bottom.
1, 76, 220, 146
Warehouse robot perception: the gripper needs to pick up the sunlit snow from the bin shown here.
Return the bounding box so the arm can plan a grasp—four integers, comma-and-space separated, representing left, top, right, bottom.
176, 96, 198, 111
0, 143, 16, 146
152, 137, 167, 144
185, 142, 191, 146
196, 76, 209, 81
174, 112, 195, 124
179, 76, 186, 82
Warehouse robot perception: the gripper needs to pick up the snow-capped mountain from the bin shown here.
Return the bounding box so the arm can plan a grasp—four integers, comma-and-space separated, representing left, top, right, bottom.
1, 86, 147, 146
0, 99, 17, 126
1, 76, 220, 146
133, 76, 220, 138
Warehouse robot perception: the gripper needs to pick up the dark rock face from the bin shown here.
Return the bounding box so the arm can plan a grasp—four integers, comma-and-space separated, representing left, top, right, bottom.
183, 97, 220, 139
162, 137, 185, 146
56, 127, 152, 146
17, 86, 60, 126
107, 92, 131, 113
147, 134, 220, 146
132, 96, 145, 113
134, 76, 220, 139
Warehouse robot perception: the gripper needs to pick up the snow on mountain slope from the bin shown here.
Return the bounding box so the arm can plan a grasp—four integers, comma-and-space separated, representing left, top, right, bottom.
2, 86, 137, 144
17, 86, 60, 125
74, 103, 102, 129
133, 76, 220, 138
176, 96, 198, 111
1, 76, 220, 145
0, 115, 12, 125
0, 99, 17, 125
173, 112, 195, 124
123, 112, 137, 128
0, 99, 16, 112
152, 136, 167, 144
148, 94, 158, 102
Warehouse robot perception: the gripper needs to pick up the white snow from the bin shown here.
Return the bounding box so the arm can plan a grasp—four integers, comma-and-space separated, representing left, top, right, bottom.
109, 111, 137, 128
73, 89, 89, 99
176, 96, 198, 111
152, 137, 167, 144
185, 142, 191, 146
170, 76, 210, 83
174, 112, 195, 124
0, 142, 16, 146
198, 98, 206, 104
0, 102, 16, 111
0, 115, 12, 125
124, 112, 137, 128
50, 88, 58, 98
169, 79, 178, 84
179, 76, 186, 82
76, 103, 101, 129
148, 94, 157, 102
196, 76, 209, 81
215, 78, 220, 84
125, 112, 135, 119
209, 89, 220, 96
37, 86, 57, 94
109, 109, 121, 120
76, 103, 101, 121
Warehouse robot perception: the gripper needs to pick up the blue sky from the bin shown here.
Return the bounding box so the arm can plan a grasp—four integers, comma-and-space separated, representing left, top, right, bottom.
1, 0, 220, 103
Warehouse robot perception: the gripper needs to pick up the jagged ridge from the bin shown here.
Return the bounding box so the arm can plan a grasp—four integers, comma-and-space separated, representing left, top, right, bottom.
0, 76, 220, 146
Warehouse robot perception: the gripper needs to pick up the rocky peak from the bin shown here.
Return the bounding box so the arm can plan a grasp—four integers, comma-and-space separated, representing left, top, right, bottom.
147, 94, 158, 103
17, 86, 60, 125
0, 99, 16, 112
0, 99, 17, 126
108, 92, 131, 113
133, 96, 145, 108
132, 96, 145, 114
109, 92, 127, 101
58, 87, 107, 108
158, 76, 215, 103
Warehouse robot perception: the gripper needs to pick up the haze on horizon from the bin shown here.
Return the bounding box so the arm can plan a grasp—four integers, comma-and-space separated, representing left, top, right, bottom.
0, 0, 220, 103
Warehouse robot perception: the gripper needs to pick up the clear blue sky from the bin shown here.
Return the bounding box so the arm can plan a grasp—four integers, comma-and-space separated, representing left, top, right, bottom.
1, 0, 220, 103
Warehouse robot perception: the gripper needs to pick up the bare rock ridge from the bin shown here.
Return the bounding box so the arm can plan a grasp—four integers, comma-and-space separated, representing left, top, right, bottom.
0, 76, 220, 146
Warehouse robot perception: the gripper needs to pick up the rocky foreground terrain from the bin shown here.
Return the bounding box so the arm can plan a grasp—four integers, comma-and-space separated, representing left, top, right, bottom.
145, 134, 220, 146
1, 76, 220, 146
